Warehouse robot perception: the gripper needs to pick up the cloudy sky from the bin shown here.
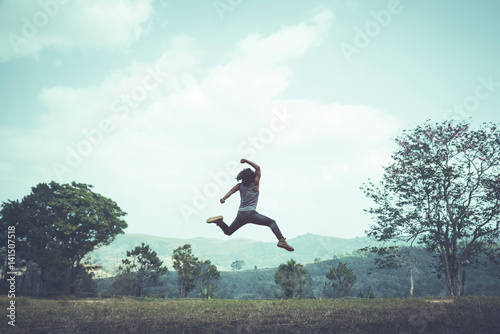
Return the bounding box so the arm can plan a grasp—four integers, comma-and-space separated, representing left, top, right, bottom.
1, 0, 500, 242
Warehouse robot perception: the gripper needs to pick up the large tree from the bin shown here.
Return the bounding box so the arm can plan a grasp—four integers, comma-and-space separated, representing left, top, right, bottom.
51, 182, 128, 293
195, 259, 220, 299
0, 181, 127, 295
362, 121, 500, 296
117, 243, 168, 297
0, 187, 67, 294
324, 261, 357, 298
172, 244, 199, 298
274, 259, 307, 299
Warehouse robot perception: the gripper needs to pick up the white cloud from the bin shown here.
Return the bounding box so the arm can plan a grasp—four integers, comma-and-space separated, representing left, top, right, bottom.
204, 9, 334, 107
236, 9, 334, 64
264, 99, 401, 149
204, 61, 292, 104
0, 0, 154, 61
36, 35, 203, 133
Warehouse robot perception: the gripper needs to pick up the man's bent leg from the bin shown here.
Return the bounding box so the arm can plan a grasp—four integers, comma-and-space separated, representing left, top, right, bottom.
218, 212, 247, 236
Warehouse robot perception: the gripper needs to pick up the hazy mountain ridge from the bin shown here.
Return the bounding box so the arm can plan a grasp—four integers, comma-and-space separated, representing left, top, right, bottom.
92, 234, 500, 299
89, 233, 380, 275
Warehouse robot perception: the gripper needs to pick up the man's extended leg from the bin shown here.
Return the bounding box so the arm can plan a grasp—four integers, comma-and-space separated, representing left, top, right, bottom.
247, 211, 283, 239
248, 211, 294, 251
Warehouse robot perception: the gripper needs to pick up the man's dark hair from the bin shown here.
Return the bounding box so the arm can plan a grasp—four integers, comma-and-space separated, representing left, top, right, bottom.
237, 168, 255, 186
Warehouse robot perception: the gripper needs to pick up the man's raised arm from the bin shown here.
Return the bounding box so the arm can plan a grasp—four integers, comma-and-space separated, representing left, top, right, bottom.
240, 158, 261, 190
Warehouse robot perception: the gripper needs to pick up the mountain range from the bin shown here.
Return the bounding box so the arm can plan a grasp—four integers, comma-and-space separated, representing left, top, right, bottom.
89, 233, 382, 276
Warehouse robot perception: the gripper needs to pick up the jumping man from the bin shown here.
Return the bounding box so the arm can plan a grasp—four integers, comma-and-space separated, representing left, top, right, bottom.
206, 159, 294, 252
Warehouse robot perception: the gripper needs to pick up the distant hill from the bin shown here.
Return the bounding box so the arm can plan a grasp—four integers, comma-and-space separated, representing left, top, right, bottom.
89, 233, 381, 275
91, 234, 500, 299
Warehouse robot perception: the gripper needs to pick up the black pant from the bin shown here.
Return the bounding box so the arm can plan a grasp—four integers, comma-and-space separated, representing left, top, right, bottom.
218, 210, 284, 240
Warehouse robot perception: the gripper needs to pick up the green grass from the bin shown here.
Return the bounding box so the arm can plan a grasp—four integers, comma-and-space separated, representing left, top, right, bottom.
2, 296, 499, 333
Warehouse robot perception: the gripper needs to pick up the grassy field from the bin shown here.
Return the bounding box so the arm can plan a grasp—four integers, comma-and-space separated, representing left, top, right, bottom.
1, 296, 499, 333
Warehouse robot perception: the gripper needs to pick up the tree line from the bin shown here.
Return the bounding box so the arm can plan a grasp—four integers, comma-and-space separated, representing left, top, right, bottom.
106, 244, 364, 300
107, 243, 220, 299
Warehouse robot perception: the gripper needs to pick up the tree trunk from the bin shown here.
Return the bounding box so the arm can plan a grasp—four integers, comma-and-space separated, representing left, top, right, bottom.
179, 280, 185, 298
21, 272, 26, 294
461, 270, 466, 296
70, 258, 82, 294
450, 272, 461, 296
39, 271, 46, 296
136, 285, 141, 297
409, 267, 414, 298
136, 272, 144, 297
1, 256, 7, 280
439, 244, 462, 296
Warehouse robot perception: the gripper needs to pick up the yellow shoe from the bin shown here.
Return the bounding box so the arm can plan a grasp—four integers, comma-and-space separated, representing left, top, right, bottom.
277, 238, 294, 252
206, 216, 223, 224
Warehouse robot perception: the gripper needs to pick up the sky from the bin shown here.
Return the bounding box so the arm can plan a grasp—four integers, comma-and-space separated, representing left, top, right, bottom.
1, 0, 500, 242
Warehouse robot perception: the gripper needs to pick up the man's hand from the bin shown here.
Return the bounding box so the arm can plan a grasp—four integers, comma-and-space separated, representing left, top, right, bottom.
240, 159, 259, 171
220, 198, 225, 204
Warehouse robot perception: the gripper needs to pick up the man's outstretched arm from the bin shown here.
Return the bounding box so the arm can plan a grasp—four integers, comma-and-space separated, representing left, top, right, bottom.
220, 184, 239, 203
